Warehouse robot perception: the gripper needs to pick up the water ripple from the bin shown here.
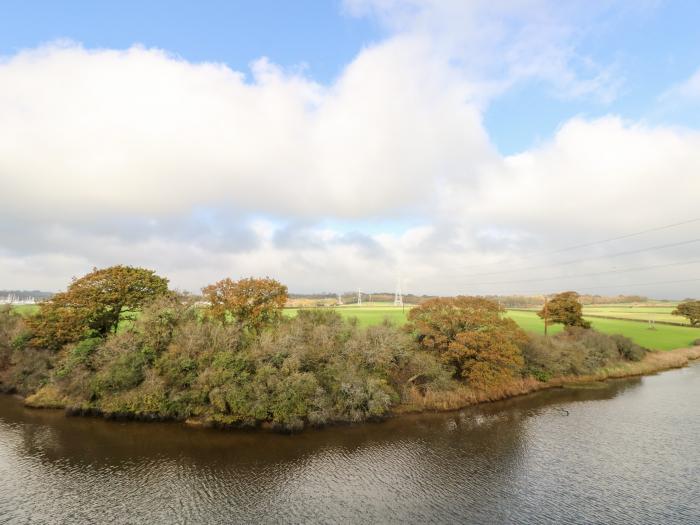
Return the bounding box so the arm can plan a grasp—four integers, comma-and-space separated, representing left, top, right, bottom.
1, 365, 699, 524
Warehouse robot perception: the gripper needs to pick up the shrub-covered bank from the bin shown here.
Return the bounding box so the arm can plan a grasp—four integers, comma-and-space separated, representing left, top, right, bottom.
1, 266, 690, 432
395, 345, 700, 414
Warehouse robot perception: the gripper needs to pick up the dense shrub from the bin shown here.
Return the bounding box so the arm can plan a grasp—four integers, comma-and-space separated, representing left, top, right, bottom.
0, 306, 24, 373
94, 334, 151, 393
28, 307, 448, 429
0, 284, 664, 431
523, 334, 586, 378
0, 345, 53, 395
558, 327, 620, 371
55, 338, 101, 378
0, 307, 52, 395
136, 294, 198, 355
610, 334, 647, 361
523, 327, 649, 381
243, 311, 433, 427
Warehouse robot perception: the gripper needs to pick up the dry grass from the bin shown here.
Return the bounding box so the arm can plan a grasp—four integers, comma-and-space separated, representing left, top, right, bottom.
394, 346, 700, 414
285, 298, 337, 308
396, 378, 544, 413
25, 384, 69, 409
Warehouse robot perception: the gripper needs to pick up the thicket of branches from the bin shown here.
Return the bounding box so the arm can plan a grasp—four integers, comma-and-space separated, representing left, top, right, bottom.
0, 267, 648, 431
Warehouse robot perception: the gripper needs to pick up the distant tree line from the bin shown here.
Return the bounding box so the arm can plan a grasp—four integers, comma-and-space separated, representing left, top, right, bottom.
484, 295, 544, 308
288, 292, 430, 305
578, 294, 649, 305
463, 294, 651, 309
0, 290, 54, 300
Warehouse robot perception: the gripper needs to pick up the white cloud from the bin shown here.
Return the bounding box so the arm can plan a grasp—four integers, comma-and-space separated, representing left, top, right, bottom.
660, 67, 700, 105
0, 40, 491, 222
1, 2, 700, 299
474, 117, 700, 234
344, 0, 631, 104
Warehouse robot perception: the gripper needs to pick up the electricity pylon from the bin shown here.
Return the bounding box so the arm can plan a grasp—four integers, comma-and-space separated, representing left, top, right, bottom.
394, 279, 403, 307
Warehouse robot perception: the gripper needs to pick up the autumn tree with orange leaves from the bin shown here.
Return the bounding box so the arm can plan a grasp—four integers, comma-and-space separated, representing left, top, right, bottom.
29, 265, 170, 350
202, 277, 288, 334
406, 296, 526, 389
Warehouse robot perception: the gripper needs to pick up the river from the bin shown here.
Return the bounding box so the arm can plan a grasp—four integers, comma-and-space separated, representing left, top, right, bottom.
1, 364, 699, 524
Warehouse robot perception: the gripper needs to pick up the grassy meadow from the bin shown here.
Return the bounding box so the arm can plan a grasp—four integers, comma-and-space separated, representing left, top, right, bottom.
13, 302, 697, 351
285, 304, 410, 327
285, 304, 698, 351
582, 304, 685, 324
505, 310, 697, 351
9, 304, 39, 316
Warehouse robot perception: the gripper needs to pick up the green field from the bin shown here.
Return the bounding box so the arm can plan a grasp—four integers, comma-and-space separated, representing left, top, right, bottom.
286, 305, 410, 327
13, 303, 698, 351
582, 304, 686, 324
286, 305, 698, 351
505, 310, 698, 351
511, 304, 686, 325
7, 304, 39, 316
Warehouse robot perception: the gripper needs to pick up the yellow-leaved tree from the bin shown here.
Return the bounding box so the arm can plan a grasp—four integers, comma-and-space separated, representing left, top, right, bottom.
202, 277, 288, 334
406, 296, 526, 389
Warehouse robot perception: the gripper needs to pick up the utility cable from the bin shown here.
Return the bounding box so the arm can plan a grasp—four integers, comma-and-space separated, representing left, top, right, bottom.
454, 237, 700, 279
456, 259, 700, 287
456, 217, 700, 271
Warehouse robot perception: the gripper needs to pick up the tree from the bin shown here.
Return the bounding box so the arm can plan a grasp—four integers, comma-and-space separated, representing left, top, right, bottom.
202, 277, 288, 334
29, 266, 170, 350
672, 300, 700, 327
538, 291, 591, 329
406, 296, 526, 388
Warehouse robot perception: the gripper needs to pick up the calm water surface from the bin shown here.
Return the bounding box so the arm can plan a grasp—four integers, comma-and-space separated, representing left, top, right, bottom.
1, 364, 699, 524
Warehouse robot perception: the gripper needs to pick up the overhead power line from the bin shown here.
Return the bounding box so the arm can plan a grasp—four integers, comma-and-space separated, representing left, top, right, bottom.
455, 259, 700, 287
511, 277, 700, 296
544, 217, 700, 255
457, 216, 700, 271
574, 277, 700, 291
454, 237, 700, 279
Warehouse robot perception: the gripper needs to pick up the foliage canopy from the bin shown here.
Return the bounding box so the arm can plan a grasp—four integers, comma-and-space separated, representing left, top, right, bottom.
538, 291, 591, 329
406, 296, 527, 388
202, 277, 288, 334
672, 300, 700, 327
0, 270, 659, 432
29, 266, 170, 350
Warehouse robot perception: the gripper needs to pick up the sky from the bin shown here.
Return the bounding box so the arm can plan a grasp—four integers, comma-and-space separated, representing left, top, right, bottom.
1, 0, 700, 298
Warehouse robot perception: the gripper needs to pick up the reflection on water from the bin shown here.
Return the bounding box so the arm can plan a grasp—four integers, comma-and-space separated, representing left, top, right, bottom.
1, 366, 699, 524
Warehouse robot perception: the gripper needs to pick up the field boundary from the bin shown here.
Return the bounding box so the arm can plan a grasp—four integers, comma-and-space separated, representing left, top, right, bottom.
506, 307, 695, 328
582, 314, 695, 328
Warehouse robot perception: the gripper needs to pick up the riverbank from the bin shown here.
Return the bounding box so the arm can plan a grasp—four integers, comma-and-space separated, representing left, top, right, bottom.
21, 346, 700, 430
4, 362, 700, 523
393, 346, 700, 414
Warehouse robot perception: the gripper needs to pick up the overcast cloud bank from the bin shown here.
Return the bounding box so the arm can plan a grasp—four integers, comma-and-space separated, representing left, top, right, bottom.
1, 1, 699, 298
